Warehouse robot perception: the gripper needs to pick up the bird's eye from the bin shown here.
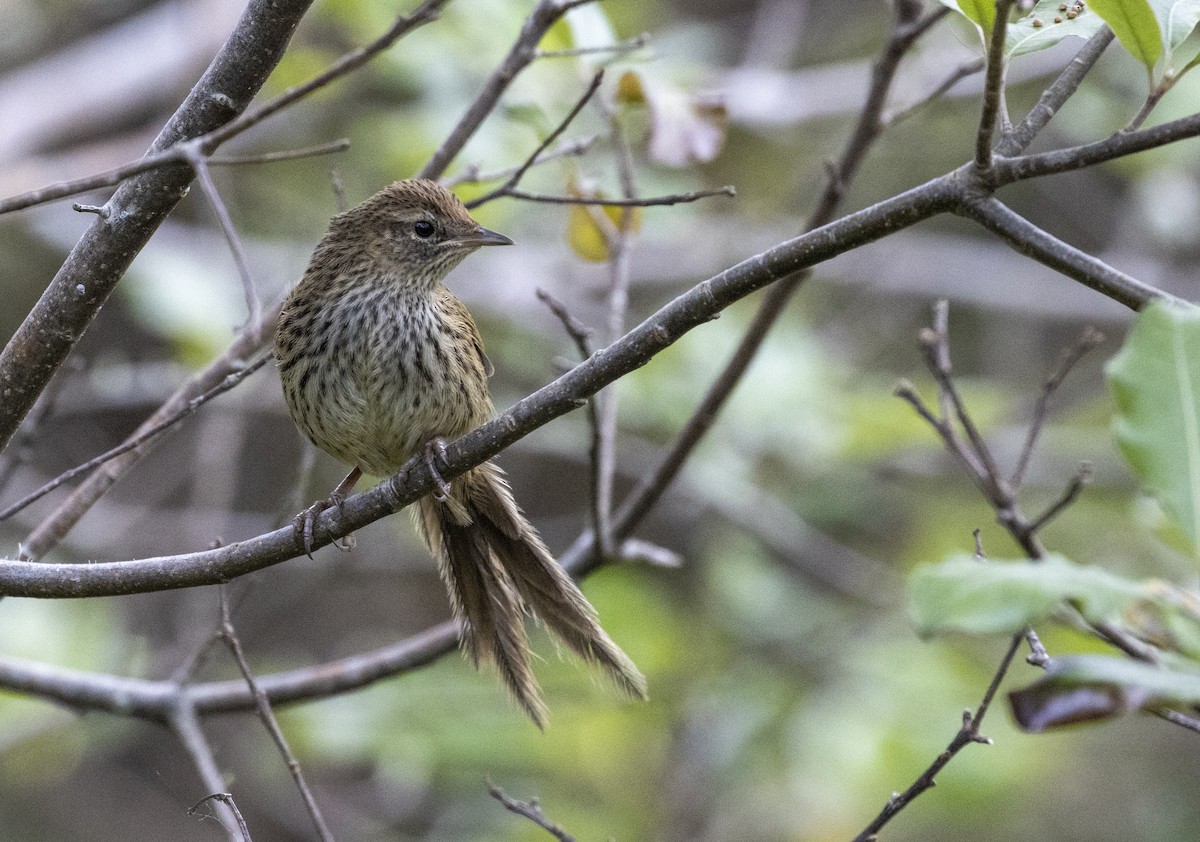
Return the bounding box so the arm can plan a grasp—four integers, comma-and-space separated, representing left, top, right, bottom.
413, 220, 435, 239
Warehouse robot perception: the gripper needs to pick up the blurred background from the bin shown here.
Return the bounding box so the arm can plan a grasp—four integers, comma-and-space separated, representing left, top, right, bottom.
2, 0, 1200, 839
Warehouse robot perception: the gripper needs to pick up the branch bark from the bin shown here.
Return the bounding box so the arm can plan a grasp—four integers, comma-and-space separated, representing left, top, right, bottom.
0, 178, 958, 598
0, 0, 315, 456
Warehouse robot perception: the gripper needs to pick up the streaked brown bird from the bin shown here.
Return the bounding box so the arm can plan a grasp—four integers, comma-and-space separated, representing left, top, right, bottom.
274, 178, 647, 726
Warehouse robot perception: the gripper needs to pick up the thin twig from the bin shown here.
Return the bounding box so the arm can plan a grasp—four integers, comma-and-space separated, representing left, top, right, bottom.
1027, 463, 1092, 533
446, 136, 596, 189
467, 69, 606, 208
853, 632, 1021, 841
189, 793, 253, 842
0, 355, 270, 522
894, 379, 988, 480
488, 783, 576, 842
218, 587, 335, 842
418, 0, 597, 181
186, 151, 262, 331
502, 186, 735, 206
537, 289, 595, 355
591, 102, 640, 560
209, 139, 351, 166
171, 702, 243, 842
1010, 326, 1104, 489
926, 301, 1006, 489
886, 58, 984, 126
975, 0, 1016, 169
537, 289, 607, 560
537, 32, 650, 59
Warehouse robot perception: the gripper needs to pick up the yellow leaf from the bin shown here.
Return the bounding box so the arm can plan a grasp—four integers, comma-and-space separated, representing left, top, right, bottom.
616, 70, 647, 104
566, 200, 643, 262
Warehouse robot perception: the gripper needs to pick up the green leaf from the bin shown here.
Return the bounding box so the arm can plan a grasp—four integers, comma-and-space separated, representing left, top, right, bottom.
950, 0, 999, 32
1009, 654, 1200, 731
908, 554, 1147, 637
1107, 301, 1200, 555
1088, 0, 1165, 69
1148, 0, 1200, 51
1006, 1, 1107, 56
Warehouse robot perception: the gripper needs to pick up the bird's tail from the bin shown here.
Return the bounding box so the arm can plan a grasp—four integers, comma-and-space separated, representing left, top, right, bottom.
414, 461, 647, 727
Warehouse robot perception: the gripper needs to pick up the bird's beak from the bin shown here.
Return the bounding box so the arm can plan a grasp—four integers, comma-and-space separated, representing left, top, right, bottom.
447, 226, 514, 248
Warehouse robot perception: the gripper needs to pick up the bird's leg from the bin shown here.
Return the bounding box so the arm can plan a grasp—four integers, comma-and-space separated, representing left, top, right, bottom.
294, 467, 362, 558
423, 438, 454, 502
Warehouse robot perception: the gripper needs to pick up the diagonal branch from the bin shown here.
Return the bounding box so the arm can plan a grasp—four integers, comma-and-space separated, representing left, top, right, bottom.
598, 0, 949, 548
0, 0, 315, 458
417, 0, 596, 181
955, 196, 1175, 310
0, 178, 959, 596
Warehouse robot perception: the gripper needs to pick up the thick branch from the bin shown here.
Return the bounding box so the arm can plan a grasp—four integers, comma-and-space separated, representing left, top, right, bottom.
994, 109, 1200, 182
955, 196, 1174, 310
0, 179, 957, 597
0, 0, 314, 457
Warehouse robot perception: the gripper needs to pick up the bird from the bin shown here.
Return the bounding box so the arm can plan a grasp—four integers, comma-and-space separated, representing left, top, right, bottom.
274, 178, 647, 726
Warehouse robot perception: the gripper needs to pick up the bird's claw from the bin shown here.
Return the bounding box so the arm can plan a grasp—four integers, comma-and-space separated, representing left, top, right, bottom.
424, 438, 453, 502
292, 493, 348, 559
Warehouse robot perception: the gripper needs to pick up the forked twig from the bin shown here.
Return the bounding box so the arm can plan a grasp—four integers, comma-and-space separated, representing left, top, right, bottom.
853, 632, 1022, 841
467, 69, 607, 209
189, 793, 253, 842
488, 783, 576, 842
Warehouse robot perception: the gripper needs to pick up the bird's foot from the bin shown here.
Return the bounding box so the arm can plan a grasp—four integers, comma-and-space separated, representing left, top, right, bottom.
293, 492, 348, 559
423, 438, 454, 502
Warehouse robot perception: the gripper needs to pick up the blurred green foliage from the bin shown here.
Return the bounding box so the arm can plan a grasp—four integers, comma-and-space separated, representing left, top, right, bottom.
3, 1, 1200, 841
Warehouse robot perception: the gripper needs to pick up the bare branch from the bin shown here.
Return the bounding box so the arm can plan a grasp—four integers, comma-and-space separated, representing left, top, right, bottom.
418, 0, 597, 180
218, 588, 334, 842
0, 355, 269, 522
187, 152, 262, 332
1011, 326, 1104, 489
853, 633, 1022, 841
537, 32, 650, 59
1027, 463, 1092, 533
501, 186, 736, 207
466, 69, 606, 209
445, 136, 597, 189
172, 703, 243, 842
208, 138, 351, 165
188, 792, 253, 842
956, 196, 1174, 311
488, 784, 576, 842
975, 0, 1017, 169
886, 58, 984, 126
